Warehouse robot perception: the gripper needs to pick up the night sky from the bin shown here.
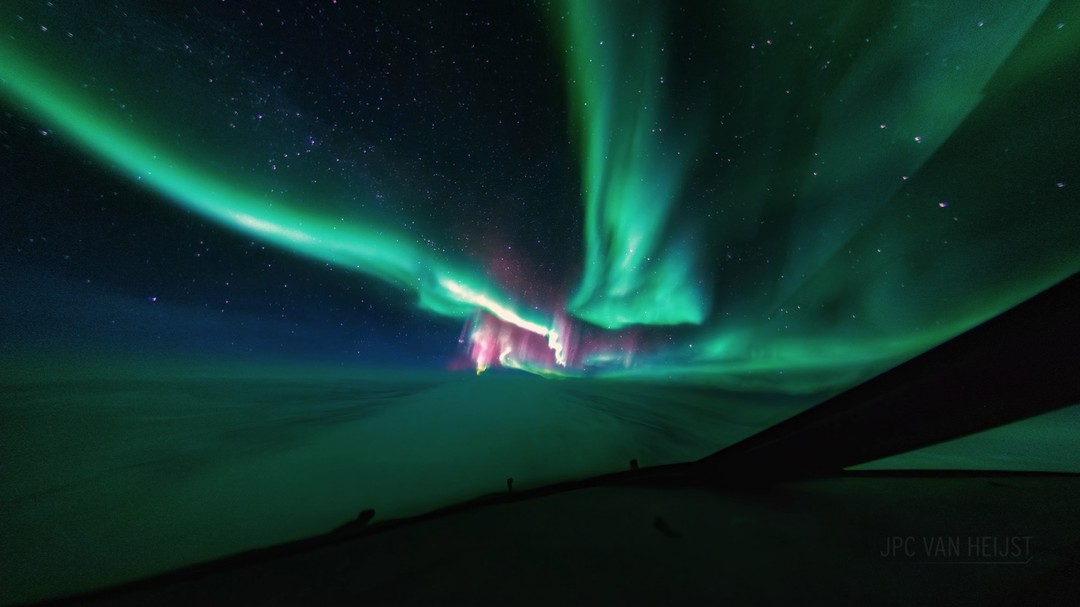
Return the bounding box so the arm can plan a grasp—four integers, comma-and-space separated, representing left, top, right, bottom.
2, 0, 1078, 391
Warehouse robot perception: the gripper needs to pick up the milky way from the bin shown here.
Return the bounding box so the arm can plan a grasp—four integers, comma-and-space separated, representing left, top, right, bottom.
1, 1, 1077, 392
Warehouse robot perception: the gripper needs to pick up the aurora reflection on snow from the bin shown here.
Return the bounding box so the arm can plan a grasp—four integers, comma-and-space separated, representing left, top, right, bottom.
1, 1, 1078, 391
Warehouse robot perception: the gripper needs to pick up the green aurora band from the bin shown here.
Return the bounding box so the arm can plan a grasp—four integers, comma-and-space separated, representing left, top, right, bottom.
560, 1, 708, 329
0, 20, 568, 357
2, 1, 1079, 391
553, 0, 1080, 389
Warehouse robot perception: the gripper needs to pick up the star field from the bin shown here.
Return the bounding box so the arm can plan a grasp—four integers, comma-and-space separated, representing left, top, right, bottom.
1, 0, 1078, 392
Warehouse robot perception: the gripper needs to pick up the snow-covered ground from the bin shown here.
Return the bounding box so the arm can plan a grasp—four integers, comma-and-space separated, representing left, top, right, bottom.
0, 371, 813, 604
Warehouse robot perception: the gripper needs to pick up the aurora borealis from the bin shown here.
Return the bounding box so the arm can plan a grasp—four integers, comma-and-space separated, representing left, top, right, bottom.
2, 3, 1080, 604
1, 0, 1079, 386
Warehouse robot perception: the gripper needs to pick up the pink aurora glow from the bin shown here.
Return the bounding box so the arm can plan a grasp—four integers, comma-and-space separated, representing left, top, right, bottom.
459, 312, 644, 376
